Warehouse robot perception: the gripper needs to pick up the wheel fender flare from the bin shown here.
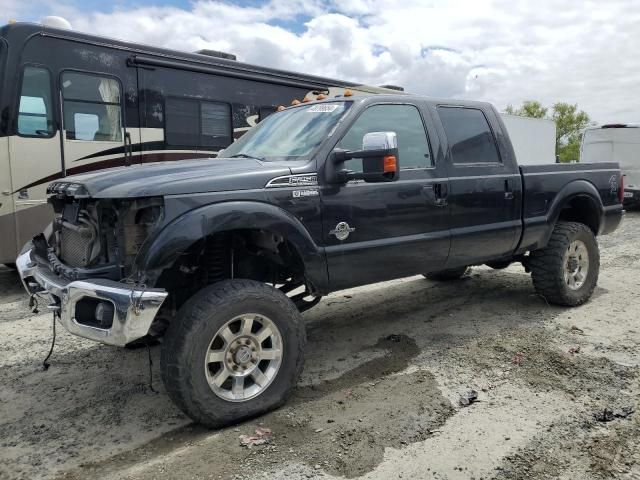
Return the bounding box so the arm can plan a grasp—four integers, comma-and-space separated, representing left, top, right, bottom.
542, 179, 604, 244
139, 201, 327, 290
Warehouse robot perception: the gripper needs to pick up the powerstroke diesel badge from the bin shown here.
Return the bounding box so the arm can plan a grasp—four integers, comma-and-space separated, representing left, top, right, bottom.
329, 222, 355, 241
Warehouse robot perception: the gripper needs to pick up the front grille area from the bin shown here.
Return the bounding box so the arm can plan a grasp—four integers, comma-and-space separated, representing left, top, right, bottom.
59, 225, 95, 268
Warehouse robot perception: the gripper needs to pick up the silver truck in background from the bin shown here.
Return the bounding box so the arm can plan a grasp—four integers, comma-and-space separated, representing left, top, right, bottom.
581, 124, 640, 207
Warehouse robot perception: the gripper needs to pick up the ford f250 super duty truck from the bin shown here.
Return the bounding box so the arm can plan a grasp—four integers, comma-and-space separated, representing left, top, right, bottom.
17, 94, 623, 427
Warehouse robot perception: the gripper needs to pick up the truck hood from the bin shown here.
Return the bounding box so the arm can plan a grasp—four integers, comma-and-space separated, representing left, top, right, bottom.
52, 158, 293, 198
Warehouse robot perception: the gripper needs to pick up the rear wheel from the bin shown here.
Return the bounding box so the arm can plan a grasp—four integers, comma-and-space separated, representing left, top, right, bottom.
160, 279, 305, 428
529, 221, 599, 306
423, 266, 470, 281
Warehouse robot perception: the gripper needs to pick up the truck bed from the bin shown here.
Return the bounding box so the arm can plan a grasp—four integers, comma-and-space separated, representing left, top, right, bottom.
518, 162, 623, 254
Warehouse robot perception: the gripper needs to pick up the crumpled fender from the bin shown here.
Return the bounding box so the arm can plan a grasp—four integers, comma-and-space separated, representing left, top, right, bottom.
138, 201, 328, 291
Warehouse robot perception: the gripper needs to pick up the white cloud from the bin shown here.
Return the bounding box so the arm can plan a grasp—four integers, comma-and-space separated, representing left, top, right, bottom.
12, 0, 640, 123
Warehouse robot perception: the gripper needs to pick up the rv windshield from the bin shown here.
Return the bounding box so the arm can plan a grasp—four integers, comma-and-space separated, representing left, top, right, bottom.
220, 102, 351, 161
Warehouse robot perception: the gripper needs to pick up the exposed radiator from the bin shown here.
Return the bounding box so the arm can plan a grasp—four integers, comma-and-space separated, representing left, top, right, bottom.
59, 223, 95, 268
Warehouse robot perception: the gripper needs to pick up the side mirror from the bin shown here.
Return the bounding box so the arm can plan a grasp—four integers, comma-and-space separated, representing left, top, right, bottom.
332, 131, 399, 183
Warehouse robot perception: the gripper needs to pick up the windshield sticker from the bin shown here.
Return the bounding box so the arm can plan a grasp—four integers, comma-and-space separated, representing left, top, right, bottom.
307, 104, 339, 113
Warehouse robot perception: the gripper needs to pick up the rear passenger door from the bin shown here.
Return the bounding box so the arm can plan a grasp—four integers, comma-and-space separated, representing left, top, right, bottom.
434, 105, 522, 267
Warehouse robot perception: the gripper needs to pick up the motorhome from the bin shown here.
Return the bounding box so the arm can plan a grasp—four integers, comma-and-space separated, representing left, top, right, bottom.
0, 21, 398, 265
581, 124, 640, 206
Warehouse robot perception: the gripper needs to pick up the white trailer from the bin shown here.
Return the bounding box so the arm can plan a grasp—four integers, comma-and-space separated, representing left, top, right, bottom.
500, 114, 557, 165
581, 124, 640, 206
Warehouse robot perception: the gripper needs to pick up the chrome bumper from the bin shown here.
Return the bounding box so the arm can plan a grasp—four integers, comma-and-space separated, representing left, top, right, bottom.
16, 246, 168, 347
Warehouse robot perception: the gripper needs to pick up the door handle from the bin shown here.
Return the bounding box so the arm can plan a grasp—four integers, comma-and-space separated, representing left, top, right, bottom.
504, 179, 515, 200
423, 183, 448, 207
124, 132, 133, 166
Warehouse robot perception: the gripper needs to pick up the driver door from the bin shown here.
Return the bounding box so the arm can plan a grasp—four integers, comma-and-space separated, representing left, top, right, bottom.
320, 103, 451, 291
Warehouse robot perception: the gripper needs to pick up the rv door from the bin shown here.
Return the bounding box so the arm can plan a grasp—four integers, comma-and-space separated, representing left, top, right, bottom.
0, 40, 19, 264
60, 71, 129, 175
8, 65, 61, 260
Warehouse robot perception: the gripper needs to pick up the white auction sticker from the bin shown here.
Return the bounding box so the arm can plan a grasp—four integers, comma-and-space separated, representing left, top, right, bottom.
307, 104, 339, 113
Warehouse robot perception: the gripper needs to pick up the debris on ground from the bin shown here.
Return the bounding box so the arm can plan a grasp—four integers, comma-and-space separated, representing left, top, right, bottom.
239, 427, 273, 448
511, 352, 525, 365
569, 325, 585, 335
614, 406, 635, 419
594, 407, 635, 422
386, 334, 402, 343
568, 346, 581, 354
459, 389, 478, 407
594, 408, 615, 422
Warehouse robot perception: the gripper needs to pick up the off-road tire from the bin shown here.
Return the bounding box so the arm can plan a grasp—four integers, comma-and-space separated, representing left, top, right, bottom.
423, 267, 470, 281
160, 279, 305, 428
529, 221, 599, 306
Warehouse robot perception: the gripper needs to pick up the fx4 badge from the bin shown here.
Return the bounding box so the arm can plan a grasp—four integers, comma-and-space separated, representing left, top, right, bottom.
330, 222, 355, 241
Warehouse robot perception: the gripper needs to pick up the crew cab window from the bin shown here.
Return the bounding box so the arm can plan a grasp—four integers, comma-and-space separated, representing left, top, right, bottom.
438, 107, 501, 164
338, 104, 432, 171
166, 97, 232, 148
62, 72, 122, 142
17, 67, 55, 137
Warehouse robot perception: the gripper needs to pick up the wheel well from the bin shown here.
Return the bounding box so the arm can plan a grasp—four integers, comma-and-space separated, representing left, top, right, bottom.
147, 229, 309, 335
557, 195, 601, 234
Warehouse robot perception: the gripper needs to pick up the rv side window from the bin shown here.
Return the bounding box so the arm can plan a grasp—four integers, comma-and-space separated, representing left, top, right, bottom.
165, 97, 232, 148
201, 102, 232, 147
62, 72, 123, 142
18, 67, 55, 137
259, 106, 277, 122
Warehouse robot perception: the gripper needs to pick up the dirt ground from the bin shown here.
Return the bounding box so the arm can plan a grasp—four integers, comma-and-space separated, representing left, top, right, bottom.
1, 212, 639, 480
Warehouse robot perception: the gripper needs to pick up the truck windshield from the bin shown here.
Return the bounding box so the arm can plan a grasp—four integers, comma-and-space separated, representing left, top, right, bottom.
220, 101, 351, 161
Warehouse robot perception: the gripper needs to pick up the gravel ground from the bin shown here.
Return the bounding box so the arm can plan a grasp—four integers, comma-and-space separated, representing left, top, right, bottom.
1, 211, 639, 480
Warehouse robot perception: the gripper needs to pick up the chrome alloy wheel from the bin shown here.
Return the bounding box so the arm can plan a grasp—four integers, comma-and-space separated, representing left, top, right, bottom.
564, 240, 589, 290
204, 314, 283, 402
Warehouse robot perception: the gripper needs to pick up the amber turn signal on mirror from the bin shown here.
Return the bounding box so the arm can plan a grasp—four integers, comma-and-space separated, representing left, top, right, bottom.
383, 155, 397, 173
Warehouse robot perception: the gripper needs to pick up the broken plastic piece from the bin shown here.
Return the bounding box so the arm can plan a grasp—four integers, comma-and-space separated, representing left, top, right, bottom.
459, 389, 478, 407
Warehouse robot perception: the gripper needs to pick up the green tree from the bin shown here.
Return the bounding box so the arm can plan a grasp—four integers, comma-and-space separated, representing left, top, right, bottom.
505, 100, 592, 163
505, 100, 548, 119
551, 102, 591, 163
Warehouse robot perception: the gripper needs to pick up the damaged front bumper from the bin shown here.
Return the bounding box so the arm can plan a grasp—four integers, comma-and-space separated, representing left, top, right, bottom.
16, 245, 168, 347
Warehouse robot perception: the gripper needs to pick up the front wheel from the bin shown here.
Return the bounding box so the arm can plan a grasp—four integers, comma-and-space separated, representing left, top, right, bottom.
160, 279, 305, 428
529, 221, 599, 306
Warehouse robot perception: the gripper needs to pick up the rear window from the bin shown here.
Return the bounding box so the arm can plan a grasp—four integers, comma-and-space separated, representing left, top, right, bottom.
438, 107, 501, 164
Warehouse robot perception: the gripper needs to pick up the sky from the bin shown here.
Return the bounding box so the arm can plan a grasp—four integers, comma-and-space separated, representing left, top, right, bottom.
3, 0, 639, 124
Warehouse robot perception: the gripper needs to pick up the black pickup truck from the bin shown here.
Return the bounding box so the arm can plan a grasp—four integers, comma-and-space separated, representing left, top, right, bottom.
17, 94, 623, 427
